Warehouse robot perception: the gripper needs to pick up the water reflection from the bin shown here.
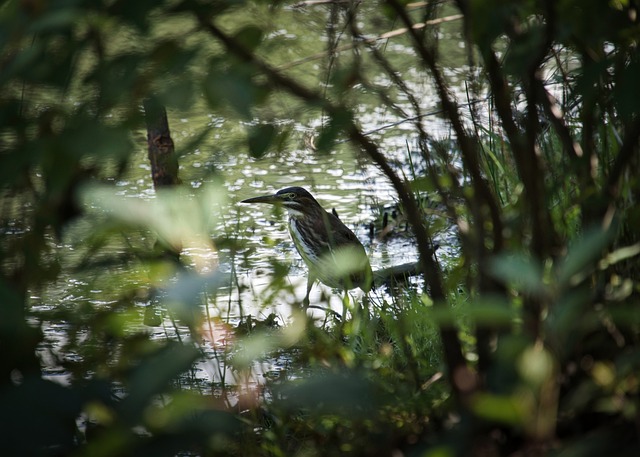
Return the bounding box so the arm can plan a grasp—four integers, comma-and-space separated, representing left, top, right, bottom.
35, 131, 457, 387
1, 2, 486, 412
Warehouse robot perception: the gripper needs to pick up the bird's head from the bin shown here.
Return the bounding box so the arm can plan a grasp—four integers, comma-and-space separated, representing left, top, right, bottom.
240, 186, 320, 218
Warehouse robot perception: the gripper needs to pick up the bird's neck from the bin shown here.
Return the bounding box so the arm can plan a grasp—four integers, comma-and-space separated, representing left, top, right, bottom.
284, 207, 305, 219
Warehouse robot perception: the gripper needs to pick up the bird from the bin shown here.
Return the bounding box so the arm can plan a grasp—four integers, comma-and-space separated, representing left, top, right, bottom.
240, 187, 373, 305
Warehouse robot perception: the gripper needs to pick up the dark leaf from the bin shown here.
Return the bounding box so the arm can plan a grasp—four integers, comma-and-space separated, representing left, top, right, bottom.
234, 25, 264, 51
247, 123, 277, 159
119, 343, 201, 423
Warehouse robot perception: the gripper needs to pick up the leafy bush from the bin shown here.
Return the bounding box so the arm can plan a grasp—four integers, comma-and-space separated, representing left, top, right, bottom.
1, 1, 639, 456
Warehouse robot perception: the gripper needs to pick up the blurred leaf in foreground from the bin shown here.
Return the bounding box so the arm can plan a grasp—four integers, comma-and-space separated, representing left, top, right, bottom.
274, 370, 379, 417
82, 183, 225, 273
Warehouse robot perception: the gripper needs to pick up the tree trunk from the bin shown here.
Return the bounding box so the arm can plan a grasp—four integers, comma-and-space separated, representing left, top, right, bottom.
143, 97, 180, 189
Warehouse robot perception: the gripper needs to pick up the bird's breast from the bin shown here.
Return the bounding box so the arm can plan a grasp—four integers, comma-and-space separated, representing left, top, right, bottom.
289, 217, 322, 264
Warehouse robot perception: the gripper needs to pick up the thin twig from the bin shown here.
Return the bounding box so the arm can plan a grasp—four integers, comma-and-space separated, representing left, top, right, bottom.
276, 14, 463, 71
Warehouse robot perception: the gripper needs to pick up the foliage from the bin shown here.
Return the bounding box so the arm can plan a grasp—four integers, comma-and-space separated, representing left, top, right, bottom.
1, 0, 640, 456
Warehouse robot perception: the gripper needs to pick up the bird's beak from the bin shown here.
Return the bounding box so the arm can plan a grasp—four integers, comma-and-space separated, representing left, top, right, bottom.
240, 194, 282, 205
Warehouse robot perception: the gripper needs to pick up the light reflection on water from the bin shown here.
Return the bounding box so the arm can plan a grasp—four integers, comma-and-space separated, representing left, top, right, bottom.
10, 3, 483, 396
34, 131, 461, 389
32, 125, 469, 394
32, 55, 476, 394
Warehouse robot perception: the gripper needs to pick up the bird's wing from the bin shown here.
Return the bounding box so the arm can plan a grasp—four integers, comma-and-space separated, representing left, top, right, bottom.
325, 210, 362, 248
326, 210, 374, 291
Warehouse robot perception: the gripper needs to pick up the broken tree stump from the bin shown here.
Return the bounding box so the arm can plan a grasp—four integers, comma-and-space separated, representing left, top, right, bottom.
143, 97, 180, 188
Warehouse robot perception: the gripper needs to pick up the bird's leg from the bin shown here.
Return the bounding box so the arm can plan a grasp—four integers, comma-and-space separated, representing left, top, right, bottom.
341, 290, 350, 321
343, 290, 364, 322
360, 292, 371, 321
303, 273, 315, 307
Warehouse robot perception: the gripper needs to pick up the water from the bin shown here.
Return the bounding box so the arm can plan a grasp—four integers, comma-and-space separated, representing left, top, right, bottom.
32, 128, 462, 390
23, 7, 475, 390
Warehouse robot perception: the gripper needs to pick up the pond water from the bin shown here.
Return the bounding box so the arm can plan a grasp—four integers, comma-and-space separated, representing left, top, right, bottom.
30, 6, 476, 391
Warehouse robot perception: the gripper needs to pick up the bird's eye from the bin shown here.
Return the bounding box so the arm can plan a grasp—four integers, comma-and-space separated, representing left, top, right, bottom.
287, 193, 296, 200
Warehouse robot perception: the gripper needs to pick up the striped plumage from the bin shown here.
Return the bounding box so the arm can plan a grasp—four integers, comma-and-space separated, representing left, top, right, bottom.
241, 187, 373, 303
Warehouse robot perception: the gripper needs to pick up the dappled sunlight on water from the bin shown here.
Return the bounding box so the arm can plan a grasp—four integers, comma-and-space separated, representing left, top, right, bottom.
27, 9, 474, 389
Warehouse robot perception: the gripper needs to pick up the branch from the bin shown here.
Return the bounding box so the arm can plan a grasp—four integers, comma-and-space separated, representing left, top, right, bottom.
385, 0, 504, 255
348, 126, 469, 392
534, 79, 583, 162
197, 10, 468, 399
276, 13, 463, 71
373, 262, 421, 284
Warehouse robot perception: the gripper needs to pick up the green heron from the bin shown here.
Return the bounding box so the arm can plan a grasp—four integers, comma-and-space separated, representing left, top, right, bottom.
241, 187, 373, 305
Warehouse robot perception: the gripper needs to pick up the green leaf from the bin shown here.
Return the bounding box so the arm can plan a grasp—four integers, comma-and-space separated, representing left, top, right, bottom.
204, 62, 270, 118
0, 376, 83, 454
119, 342, 201, 423
557, 226, 615, 285
234, 25, 264, 51
169, 409, 242, 437
545, 286, 593, 351
465, 297, 517, 326
471, 393, 525, 425
276, 371, 378, 417
479, 143, 505, 175
315, 109, 352, 154
61, 119, 134, 160
0, 42, 43, 85
108, 0, 162, 32
518, 345, 555, 386
82, 183, 226, 253
410, 176, 436, 192
600, 242, 640, 269
488, 254, 545, 295
247, 123, 276, 159
503, 25, 546, 76
26, 8, 79, 34
614, 56, 640, 121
